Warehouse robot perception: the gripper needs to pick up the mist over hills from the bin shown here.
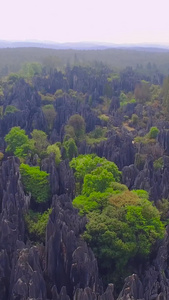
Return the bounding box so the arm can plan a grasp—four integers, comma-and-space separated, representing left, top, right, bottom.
0, 40, 169, 51
0, 40, 169, 78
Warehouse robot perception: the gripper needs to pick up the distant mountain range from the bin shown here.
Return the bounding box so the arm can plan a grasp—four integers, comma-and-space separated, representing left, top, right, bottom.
0, 40, 169, 51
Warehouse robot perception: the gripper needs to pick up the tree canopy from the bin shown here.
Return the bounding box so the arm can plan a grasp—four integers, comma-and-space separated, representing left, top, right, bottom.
20, 163, 50, 203
70, 154, 121, 187
70, 154, 165, 286
5, 126, 33, 158
66, 114, 86, 142
31, 129, 49, 155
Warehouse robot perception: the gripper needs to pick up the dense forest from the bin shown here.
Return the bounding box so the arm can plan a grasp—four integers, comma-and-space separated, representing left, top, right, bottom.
1, 46, 169, 78
1, 47, 169, 300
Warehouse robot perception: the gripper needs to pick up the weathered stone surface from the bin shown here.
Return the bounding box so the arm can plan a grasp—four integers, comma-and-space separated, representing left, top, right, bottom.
0, 249, 11, 300
99, 284, 114, 300
109, 97, 120, 113
158, 129, 169, 155
9, 246, 47, 300
122, 155, 169, 202
45, 194, 102, 298
0, 157, 30, 254
1, 79, 46, 137
142, 226, 169, 300
117, 274, 144, 300
0, 157, 30, 299
79, 131, 135, 170
58, 159, 75, 198
41, 154, 60, 195
122, 164, 139, 189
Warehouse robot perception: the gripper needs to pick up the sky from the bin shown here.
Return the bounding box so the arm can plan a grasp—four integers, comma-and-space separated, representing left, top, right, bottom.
0, 0, 169, 45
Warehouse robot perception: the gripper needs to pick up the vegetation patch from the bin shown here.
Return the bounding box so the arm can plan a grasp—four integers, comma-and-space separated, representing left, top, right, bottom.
39, 92, 55, 103
5, 126, 34, 158
42, 104, 57, 131
86, 126, 107, 145
25, 209, 52, 242
4, 105, 19, 115
134, 126, 159, 145
154, 157, 164, 170
70, 154, 165, 286
47, 143, 61, 165
20, 163, 50, 203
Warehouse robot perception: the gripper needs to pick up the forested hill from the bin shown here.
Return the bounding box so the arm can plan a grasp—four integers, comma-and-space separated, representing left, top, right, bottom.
0, 46, 169, 78
1, 52, 169, 299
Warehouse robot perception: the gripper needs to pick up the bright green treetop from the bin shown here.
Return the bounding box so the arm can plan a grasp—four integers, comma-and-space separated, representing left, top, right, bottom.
31, 129, 49, 155
20, 163, 50, 203
47, 143, 61, 165
70, 154, 121, 183
5, 126, 33, 158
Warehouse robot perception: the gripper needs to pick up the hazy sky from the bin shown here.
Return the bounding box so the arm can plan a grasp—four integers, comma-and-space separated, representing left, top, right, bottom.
1, 0, 169, 44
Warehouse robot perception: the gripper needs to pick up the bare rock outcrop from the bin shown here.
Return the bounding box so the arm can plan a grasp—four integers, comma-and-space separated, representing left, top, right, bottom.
122, 155, 169, 202
9, 245, 47, 300
117, 274, 144, 300
0, 158, 47, 300
45, 194, 102, 298
79, 131, 135, 170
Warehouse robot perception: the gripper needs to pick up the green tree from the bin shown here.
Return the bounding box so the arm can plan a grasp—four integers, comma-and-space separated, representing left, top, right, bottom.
47, 143, 61, 165
67, 114, 86, 141
31, 129, 49, 156
20, 62, 42, 78
64, 125, 76, 141
70, 154, 121, 187
5, 126, 33, 158
4, 105, 19, 115
84, 195, 164, 285
25, 209, 52, 242
82, 168, 115, 196
63, 138, 78, 160
148, 126, 159, 139
73, 191, 110, 215
20, 163, 50, 203
120, 92, 127, 103
131, 114, 139, 125
42, 105, 57, 131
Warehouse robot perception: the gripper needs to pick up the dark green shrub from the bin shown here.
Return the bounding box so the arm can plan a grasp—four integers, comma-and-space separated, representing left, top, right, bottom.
63, 138, 78, 160
99, 114, 109, 123
39, 92, 55, 104
67, 114, 86, 141
42, 105, 56, 130
4, 105, 19, 115
7, 73, 21, 83
131, 114, 139, 125
54, 89, 64, 98
148, 127, 159, 139
134, 153, 146, 170
157, 198, 169, 222
31, 129, 49, 156
0, 152, 4, 161
25, 209, 52, 242
154, 157, 164, 170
